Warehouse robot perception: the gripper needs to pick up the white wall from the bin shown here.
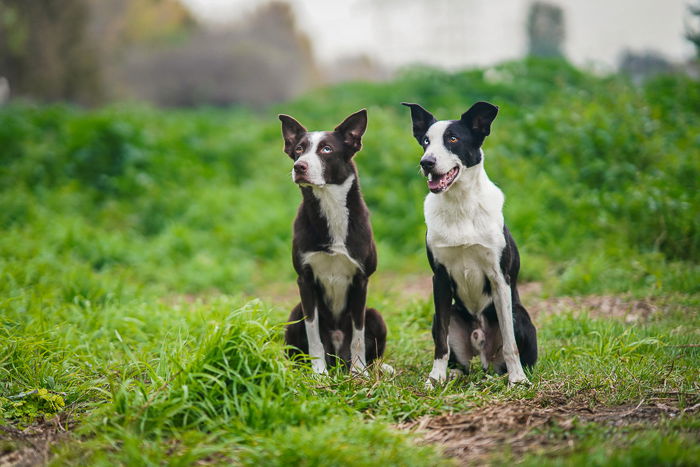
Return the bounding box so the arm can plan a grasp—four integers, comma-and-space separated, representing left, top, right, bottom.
181, 0, 697, 69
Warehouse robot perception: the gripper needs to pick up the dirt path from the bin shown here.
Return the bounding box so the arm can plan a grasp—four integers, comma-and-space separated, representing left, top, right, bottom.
257, 273, 669, 325
0, 414, 72, 467
397, 391, 700, 464
395, 276, 667, 322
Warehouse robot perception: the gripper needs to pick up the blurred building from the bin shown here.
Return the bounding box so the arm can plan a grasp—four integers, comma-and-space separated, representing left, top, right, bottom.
185, 0, 696, 70
1, 0, 696, 107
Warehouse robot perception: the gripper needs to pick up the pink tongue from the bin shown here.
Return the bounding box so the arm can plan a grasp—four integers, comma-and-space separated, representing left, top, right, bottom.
428, 177, 442, 190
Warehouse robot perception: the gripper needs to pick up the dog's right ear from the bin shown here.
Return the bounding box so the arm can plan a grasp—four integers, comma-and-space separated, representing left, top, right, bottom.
279, 114, 307, 158
401, 102, 436, 144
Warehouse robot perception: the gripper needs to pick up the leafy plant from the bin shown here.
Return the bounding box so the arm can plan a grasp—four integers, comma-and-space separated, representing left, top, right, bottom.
0, 389, 66, 425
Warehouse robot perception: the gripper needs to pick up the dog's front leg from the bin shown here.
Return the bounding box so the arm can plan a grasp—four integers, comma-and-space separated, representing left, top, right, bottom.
298, 272, 327, 375
427, 266, 452, 388
488, 268, 529, 385
347, 274, 368, 374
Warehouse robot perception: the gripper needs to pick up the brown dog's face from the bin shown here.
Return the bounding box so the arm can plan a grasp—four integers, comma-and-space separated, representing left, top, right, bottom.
278, 110, 367, 187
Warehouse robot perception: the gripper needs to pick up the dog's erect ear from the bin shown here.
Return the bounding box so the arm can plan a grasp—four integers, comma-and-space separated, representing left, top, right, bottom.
334, 109, 367, 154
460, 101, 498, 145
401, 102, 437, 144
279, 114, 307, 158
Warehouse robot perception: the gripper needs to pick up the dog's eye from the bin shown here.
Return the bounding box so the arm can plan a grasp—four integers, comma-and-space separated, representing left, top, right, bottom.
423, 136, 430, 145
294, 145, 303, 154
320, 145, 332, 153
447, 136, 459, 143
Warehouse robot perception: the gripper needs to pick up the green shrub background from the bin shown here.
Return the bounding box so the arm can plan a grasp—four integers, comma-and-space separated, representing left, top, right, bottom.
2, 58, 698, 302
1, 58, 699, 465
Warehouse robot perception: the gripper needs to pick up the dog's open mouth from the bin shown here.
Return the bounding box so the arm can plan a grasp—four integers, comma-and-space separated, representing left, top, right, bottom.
427, 166, 459, 193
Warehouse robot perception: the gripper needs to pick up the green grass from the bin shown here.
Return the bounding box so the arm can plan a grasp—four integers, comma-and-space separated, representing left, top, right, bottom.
513, 417, 700, 467
1, 58, 699, 465
3, 289, 697, 465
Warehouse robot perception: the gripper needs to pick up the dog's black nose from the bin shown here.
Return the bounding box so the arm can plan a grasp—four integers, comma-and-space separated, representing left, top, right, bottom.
420, 155, 436, 171
294, 160, 308, 174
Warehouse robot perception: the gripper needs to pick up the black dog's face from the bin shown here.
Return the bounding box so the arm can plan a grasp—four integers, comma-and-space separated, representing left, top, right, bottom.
278, 110, 367, 187
402, 102, 498, 193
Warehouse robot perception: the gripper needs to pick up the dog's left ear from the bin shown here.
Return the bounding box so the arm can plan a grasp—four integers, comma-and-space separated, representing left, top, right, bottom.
334, 109, 367, 153
461, 101, 498, 145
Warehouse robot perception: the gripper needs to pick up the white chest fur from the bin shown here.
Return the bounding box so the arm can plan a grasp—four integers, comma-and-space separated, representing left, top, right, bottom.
425, 163, 505, 250
301, 174, 360, 320
425, 163, 506, 314
313, 174, 354, 252
432, 244, 495, 314
303, 251, 358, 319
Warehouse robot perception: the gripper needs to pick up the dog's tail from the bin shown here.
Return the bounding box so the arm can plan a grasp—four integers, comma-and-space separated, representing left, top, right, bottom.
514, 304, 538, 368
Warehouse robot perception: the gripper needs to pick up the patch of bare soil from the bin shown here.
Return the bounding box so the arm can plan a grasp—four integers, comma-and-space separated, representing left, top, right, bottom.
397, 392, 700, 465
222, 272, 680, 329
0, 414, 72, 467
526, 290, 665, 323
385, 275, 678, 324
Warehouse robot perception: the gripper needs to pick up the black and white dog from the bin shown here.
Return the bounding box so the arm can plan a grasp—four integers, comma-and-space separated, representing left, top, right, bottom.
402, 101, 537, 387
280, 109, 388, 374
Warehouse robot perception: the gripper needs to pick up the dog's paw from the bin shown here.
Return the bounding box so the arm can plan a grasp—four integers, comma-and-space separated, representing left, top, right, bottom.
424, 373, 447, 390
311, 360, 328, 375
507, 371, 530, 387
380, 363, 395, 375
428, 369, 447, 383
448, 368, 464, 380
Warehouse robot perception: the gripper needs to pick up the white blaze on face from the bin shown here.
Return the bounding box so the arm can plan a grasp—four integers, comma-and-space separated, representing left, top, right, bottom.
292, 132, 326, 186
424, 121, 462, 176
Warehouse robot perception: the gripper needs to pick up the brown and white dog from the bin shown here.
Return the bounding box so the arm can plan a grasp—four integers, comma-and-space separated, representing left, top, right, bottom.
280, 110, 388, 374
403, 101, 537, 387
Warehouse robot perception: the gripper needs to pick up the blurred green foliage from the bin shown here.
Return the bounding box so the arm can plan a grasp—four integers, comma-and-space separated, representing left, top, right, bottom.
1, 59, 699, 464
1, 58, 698, 300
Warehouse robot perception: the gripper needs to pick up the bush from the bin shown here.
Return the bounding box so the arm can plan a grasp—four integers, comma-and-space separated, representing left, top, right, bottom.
0, 58, 697, 296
